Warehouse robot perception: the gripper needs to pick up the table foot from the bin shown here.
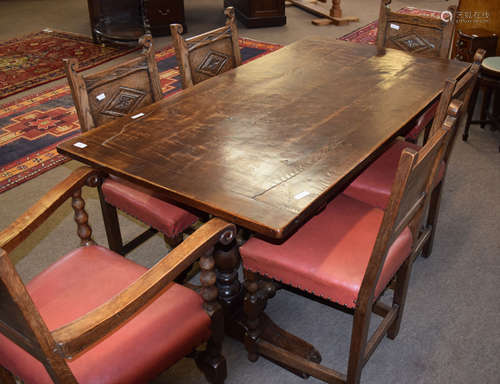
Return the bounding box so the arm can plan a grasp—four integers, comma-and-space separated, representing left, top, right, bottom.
226, 309, 322, 378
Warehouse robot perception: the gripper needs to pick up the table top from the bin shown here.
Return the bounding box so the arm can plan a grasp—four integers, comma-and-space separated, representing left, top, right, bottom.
58, 37, 468, 240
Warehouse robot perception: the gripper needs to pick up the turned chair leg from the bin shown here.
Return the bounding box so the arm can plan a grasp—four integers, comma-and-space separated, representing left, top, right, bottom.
197, 251, 227, 384
243, 270, 266, 362
0, 366, 17, 384
422, 180, 443, 259
346, 306, 372, 384
387, 257, 413, 339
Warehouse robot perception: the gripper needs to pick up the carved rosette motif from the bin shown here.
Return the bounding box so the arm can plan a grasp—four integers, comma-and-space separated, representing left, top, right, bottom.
100, 87, 146, 117
196, 51, 229, 77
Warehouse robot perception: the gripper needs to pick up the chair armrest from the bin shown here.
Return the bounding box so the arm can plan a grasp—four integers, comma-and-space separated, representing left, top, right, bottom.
51, 217, 236, 359
0, 166, 99, 253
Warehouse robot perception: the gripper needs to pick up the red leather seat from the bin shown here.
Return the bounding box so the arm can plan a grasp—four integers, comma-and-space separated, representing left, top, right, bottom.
240, 194, 413, 308
0, 245, 211, 384
405, 100, 439, 142
102, 176, 198, 238
343, 140, 445, 209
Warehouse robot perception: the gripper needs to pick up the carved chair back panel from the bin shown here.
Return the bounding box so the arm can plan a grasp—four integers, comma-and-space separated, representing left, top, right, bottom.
84, 58, 156, 128
188, 35, 238, 85
358, 121, 454, 307
377, 1, 456, 58
392, 127, 449, 236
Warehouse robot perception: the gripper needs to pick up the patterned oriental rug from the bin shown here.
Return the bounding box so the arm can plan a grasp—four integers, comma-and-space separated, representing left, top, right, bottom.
339, 7, 442, 44
0, 38, 281, 193
0, 29, 139, 99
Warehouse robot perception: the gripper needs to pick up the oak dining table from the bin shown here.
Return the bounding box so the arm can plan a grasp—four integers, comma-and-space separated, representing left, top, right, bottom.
57, 36, 469, 372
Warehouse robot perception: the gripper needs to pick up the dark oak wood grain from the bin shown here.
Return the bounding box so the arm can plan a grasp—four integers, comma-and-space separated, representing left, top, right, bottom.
58, 37, 468, 240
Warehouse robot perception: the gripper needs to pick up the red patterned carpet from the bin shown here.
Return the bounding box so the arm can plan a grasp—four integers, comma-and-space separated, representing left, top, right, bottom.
0, 29, 138, 99
0, 38, 281, 193
339, 7, 442, 44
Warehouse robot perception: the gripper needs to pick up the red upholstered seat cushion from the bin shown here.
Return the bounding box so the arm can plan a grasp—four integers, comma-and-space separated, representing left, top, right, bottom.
102, 176, 198, 238
405, 99, 439, 142
343, 140, 445, 209
0, 245, 211, 384
240, 194, 413, 308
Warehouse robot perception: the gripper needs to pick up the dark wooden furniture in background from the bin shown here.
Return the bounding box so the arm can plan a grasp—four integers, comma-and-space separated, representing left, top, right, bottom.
463, 56, 500, 151
145, 0, 186, 35
376, 0, 456, 58
64, 35, 199, 255
87, 0, 185, 44
455, 29, 498, 62
224, 0, 285, 27
58, 37, 468, 376
0, 165, 233, 383
289, 0, 359, 26
453, 0, 500, 57
171, 7, 241, 89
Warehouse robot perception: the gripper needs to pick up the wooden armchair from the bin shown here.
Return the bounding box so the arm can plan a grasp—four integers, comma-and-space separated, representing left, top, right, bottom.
376, 0, 456, 59
239, 102, 461, 384
64, 35, 200, 255
0, 166, 234, 383
170, 7, 241, 89
343, 50, 485, 258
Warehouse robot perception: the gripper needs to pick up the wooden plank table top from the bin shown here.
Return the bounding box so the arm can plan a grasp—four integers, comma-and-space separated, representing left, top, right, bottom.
58, 37, 468, 240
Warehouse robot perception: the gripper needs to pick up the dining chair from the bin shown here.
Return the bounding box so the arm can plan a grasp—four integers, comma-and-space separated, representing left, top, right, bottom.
376, 0, 457, 143
64, 34, 199, 255
239, 101, 461, 384
0, 166, 234, 383
376, 0, 456, 59
170, 7, 241, 89
343, 50, 484, 259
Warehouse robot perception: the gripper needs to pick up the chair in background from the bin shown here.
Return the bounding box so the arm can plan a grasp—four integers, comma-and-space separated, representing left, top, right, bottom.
170, 7, 241, 89
463, 55, 500, 152
240, 103, 461, 384
376, 0, 456, 59
0, 166, 233, 383
64, 35, 199, 255
376, 0, 457, 143
343, 50, 484, 258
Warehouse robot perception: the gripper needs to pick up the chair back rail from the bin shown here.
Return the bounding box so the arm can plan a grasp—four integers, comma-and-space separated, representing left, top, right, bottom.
170, 7, 241, 89
376, 0, 456, 58
356, 100, 462, 311
443, 49, 485, 161
64, 34, 162, 132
